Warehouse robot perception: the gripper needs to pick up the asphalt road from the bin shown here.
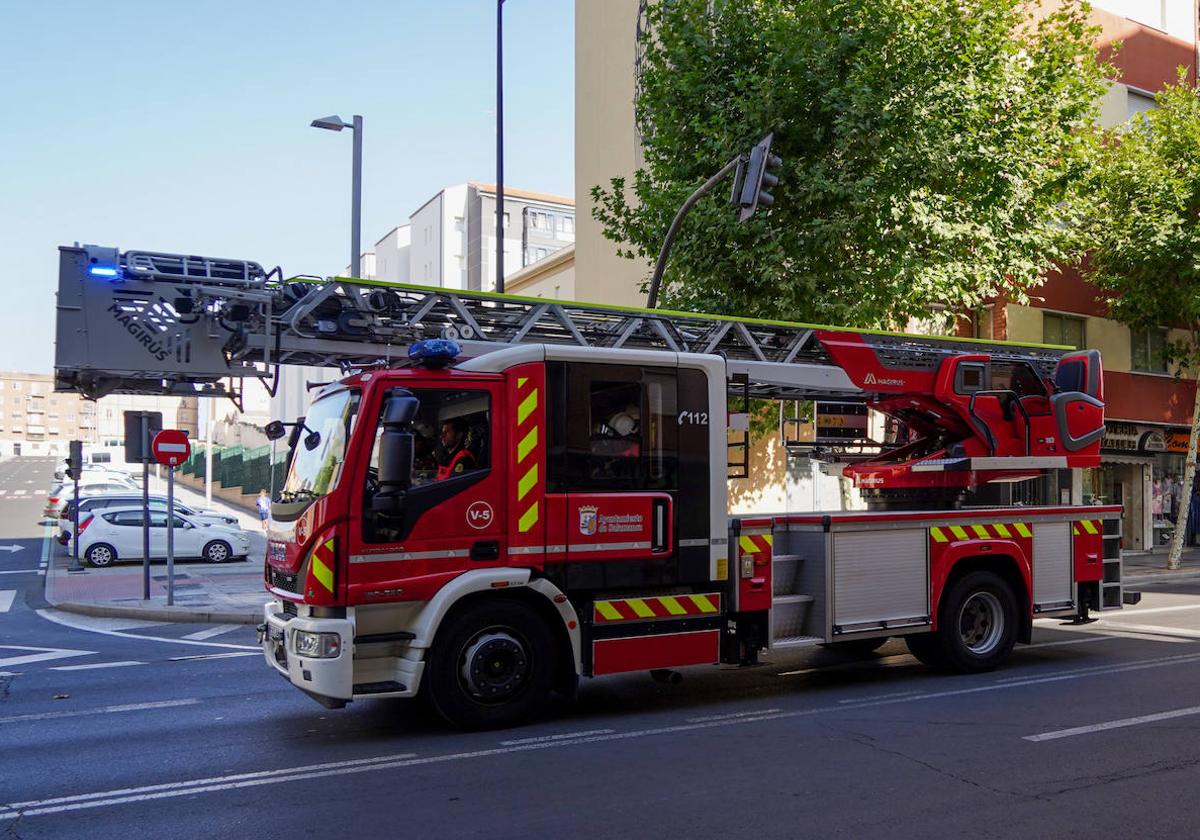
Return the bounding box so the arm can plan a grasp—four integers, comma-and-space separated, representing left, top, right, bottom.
3, 455, 1200, 839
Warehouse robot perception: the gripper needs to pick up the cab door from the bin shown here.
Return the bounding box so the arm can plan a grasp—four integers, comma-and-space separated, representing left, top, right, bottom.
349, 379, 507, 603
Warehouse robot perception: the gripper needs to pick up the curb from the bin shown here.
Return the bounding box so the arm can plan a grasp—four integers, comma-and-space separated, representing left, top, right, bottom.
49, 600, 260, 625
1123, 569, 1200, 584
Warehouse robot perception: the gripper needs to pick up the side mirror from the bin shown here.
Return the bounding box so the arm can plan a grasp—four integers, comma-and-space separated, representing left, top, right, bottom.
287, 416, 307, 450
374, 389, 420, 515
304, 430, 322, 451
264, 421, 287, 441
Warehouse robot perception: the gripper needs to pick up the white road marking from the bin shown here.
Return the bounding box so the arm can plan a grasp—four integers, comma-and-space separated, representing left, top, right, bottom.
839, 690, 922, 704
1024, 636, 1111, 649
1025, 705, 1200, 742
0, 490, 7, 496
50, 661, 145, 671
0, 591, 15, 613
501, 729, 615, 745
686, 709, 782, 723
0, 698, 200, 725
12, 490, 25, 496
6, 651, 1200, 821
0, 645, 94, 669
0, 569, 40, 576
168, 651, 259, 662
35, 610, 259, 651
1108, 603, 1200, 618
28, 612, 167, 633
181, 624, 242, 641
1087, 622, 1200, 640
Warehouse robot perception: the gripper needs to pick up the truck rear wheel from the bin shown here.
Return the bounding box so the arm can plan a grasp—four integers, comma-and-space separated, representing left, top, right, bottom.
934, 570, 1018, 673
425, 600, 556, 730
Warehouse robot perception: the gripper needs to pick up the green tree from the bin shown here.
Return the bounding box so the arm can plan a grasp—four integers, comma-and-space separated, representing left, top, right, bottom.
1076, 74, 1200, 570
594, 0, 1110, 328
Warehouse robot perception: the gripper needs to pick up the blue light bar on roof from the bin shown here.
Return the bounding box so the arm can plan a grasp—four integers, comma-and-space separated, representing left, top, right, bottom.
408, 338, 461, 368
89, 266, 118, 277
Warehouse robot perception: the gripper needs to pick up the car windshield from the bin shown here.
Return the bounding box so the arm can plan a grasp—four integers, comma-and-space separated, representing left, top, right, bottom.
280, 388, 359, 503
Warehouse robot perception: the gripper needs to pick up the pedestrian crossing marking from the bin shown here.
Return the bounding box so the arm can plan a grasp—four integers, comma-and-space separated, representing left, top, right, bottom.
0, 591, 14, 613
0, 645, 95, 669
182, 624, 242, 641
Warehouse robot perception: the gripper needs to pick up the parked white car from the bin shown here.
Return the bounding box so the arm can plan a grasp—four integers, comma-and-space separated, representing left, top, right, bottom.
77, 507, 251, 567
44, 475, 141, 520
60, 494, 239, 539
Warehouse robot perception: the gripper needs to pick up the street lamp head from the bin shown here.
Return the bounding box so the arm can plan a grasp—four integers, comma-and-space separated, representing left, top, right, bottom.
310, 115, 349, 132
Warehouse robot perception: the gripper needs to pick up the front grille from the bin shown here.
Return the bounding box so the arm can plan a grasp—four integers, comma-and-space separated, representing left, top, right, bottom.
269, 567, 301, 594
282, 601, 299, 617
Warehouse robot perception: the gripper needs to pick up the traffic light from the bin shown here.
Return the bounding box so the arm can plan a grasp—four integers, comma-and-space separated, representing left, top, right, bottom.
737, 133, 782, 222
66, 440, 83, 481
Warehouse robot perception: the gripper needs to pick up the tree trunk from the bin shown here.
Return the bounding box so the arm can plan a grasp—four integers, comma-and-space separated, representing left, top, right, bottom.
1166, 376, 1200, 570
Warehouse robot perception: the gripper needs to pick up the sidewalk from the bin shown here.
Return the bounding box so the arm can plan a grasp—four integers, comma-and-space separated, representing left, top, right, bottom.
44, 483, 268, 624
1122, 546, 1200, 581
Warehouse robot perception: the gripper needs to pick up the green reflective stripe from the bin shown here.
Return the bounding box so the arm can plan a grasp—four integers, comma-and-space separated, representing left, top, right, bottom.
311, 556, 334, 592
517, 464, 538, 501
930, 527, 949, 543
517, 427, 538, 463
517, 389, 539, 425
518, 501, 539, 533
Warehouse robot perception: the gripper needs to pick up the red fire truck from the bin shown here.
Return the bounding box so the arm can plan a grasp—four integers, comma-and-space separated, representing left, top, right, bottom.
50, 246, 1126, 730
255, 307, 1119, 729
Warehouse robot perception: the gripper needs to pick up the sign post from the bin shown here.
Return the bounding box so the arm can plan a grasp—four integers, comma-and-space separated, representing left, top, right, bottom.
152, 430, 191, 607
124, 410, 162, 600
67, 440, 84, 573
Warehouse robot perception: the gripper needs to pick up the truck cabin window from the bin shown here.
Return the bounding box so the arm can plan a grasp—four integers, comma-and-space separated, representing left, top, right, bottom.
369, 389, 490, 488
279, 388, 360, 511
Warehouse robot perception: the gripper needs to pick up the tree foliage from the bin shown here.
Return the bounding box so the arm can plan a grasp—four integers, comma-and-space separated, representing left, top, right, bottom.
1077, 73, 1200, 365
593, 0, 1110, 327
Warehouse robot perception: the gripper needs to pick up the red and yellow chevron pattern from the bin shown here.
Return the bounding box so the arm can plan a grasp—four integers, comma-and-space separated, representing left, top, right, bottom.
929, 522, 1032, 543
1073, 519, 1102, 536
738, 533, 773, 556
593, 593, 722, 623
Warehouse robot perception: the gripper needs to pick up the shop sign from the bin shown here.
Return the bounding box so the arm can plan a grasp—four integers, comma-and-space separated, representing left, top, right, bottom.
1101, 421, 1139, 452
1103, 422, 1191, 454
1166, 432, 1191, 453
1140, 429, 1168, 453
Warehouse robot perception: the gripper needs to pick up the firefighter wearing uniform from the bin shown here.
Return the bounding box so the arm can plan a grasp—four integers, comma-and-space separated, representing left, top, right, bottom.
436, 417, 476, 480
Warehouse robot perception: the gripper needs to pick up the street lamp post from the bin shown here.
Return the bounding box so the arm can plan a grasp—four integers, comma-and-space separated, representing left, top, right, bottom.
311, 114, 364, 278
496, 0, 506, 293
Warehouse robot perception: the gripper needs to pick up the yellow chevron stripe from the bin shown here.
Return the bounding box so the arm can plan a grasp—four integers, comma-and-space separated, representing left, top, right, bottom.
517, 389, 539, 425
517, 377, 528, 388
517, 426, 538, 463
763, 534, 774, 546
690, 594, 718, 614
1014, 522, 1033, 538
1081, 519, 1099, 535
739, 535, 760, 554
1073, 525, 1080, 536
993, 523, 1012, 538
659, 596, 688, 616
518, 501, 539, 533
626, 598, 656, 619
949, 525, 970, 541
517, 464, 538, 501
971, 525, 990, 539
311, 555, 334, 593
595, 601, 622, 622
323, 538, 334, 554
930, 527, 948, 543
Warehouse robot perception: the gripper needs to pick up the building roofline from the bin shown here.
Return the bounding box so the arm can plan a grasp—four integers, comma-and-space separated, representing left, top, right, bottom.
469, 182, 574, 207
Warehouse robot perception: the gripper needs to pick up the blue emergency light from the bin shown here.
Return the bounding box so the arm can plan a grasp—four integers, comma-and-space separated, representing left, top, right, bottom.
89, 266, 119, 277
408, 338, 461, 368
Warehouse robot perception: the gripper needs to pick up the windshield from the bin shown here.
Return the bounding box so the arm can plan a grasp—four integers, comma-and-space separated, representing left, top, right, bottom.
280, 388, 359, 503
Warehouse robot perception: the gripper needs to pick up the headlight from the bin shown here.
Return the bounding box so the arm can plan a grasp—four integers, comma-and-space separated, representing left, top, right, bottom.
293, 630, 342, 658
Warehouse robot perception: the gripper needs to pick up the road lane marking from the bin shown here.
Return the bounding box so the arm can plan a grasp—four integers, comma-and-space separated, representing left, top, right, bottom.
1086, 622, 1200, 640
0, 569, 40, 576
35, 610, 259, 651
50, 661, 145, 671
0, 698, 200, 725
0, 751, 419, 818
501, 729, 615, 745
6, 651, 1200, 821
1024, 705, 1200, 742
0, 646, 94, 669
0, 591, 14, 612
1107, 603, 1200, 618
839, 690, 922, 704
11, 490, 25, 496
181, 624, 242, 641
168, 652, 259, 662
686, 709, 782, 723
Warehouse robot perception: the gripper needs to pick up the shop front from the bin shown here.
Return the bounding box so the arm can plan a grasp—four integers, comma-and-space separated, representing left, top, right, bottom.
1084, 421, 1193, 553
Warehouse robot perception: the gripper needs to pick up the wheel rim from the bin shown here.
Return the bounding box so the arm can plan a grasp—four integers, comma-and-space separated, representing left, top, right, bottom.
458, 627, 531, 704
207, 543, 229, 562
958, 591, 1004, 655
90, 546, 112, 566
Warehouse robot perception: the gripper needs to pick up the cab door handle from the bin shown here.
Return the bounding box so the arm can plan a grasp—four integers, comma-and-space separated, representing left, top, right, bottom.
471, 541, 500, 562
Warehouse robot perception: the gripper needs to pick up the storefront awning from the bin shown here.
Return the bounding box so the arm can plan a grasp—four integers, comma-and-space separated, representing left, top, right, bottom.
1101, 453, 1155, 465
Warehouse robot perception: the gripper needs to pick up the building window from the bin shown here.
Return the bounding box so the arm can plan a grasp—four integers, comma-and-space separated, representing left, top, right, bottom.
562, 217, 574, 233
1132, 327, 1169, 373
454, 216, 464, 232
1043, 313, 1085, 349
11, 382, 20, 390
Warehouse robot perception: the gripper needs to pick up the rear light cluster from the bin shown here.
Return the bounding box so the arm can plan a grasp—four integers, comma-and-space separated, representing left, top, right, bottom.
77, 515, 94, 535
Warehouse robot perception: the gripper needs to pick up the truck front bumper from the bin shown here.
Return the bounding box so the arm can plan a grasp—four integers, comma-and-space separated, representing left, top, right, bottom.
260, 600, 425, 706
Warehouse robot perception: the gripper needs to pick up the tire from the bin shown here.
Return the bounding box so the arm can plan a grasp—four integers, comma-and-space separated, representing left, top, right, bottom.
202, 540, 232, 563
85, 543, 118, 568
934, 570, 1019, 673
824, 637, 890, 657
424, 600, 557, 730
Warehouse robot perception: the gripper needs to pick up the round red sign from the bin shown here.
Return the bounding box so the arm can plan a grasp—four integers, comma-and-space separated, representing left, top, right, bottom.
152, 429, 191, 467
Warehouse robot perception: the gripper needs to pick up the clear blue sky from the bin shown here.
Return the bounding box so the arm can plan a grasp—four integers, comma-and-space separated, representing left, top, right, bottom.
0, 0, 574, 373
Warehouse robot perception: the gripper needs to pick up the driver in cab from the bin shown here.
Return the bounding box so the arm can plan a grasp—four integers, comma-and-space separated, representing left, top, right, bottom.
435, 417, 476, 480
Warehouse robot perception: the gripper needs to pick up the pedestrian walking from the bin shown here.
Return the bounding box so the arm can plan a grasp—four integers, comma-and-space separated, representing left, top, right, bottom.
256, 489, 271, 531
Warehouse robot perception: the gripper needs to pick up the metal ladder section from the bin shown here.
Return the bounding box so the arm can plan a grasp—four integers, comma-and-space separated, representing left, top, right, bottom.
54, 244, 1069, 400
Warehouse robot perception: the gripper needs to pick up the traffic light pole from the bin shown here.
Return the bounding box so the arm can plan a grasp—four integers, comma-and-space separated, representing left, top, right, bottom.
645, 153, 744, 309
69, 473, 82, 572
142, 414, 150, 601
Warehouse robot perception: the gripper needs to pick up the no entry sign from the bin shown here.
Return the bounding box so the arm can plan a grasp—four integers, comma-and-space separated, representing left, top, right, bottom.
152, 429, 191, 467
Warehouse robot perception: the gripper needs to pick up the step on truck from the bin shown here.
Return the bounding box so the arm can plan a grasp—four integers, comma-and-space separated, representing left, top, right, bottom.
53, 245, 1127, 728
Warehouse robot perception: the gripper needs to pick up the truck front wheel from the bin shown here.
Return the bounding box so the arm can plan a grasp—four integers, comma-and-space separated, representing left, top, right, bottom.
425, 600, 556, 729
935, 570, 1018, 673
